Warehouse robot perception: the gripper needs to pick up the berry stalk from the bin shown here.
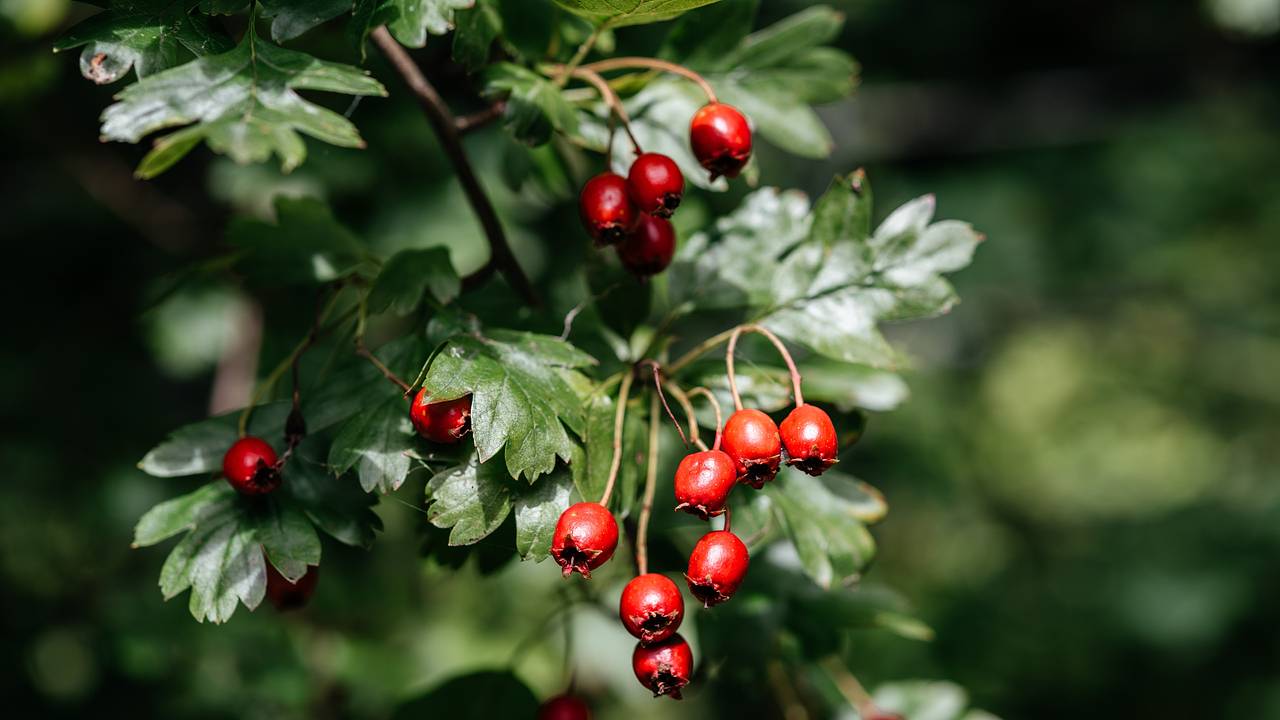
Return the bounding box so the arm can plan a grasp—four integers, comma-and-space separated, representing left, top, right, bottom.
578, 57, 718, 103
549, 64, 642, 153
599, 370, 635, 508
659, 380, 707, 452
685, 386, 724, 451
636, 393, 661, 576
725, 324, 804, 410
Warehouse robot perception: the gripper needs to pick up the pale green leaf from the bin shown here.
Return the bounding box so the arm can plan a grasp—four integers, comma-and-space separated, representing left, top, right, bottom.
54, 0, 232, 84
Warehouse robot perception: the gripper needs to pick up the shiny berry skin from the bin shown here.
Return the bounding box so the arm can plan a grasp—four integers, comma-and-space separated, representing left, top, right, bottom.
222, 436, 281, 495
721, 408, 782, 488
780, 404, 838, 476
620, 573, 685, 645
265, 563, 318, 611
673, 450, 736, 519
550, 502, 619, 578
616, 214, 676, 277
685, 530, 749, 607
410, 389, 471, 444
689, 102, 752, 181
537, 694, 592, 720
579, 172, 637, 245
627, 153, 684, 218
632, 633, 693, 699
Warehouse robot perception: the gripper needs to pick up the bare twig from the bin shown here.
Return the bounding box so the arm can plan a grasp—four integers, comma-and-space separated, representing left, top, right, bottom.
455, 101, 506, 134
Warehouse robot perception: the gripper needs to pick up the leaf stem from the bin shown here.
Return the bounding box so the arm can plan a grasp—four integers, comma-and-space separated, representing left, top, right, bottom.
726, 324, 804, 411
636, 393, 660, 576
598, 370, 634, 508
578, 56, 718, 103
370, 26, 539, 307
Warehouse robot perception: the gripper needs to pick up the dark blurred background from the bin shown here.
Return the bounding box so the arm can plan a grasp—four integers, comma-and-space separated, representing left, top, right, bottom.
2, 0, 1279, 718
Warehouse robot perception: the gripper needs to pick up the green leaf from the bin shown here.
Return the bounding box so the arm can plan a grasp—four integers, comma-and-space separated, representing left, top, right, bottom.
425, 456, 514, 545
552, 0, 722, 28
100, 22, 386, 177
138, 403, 291, 478
54, 0, 233, 84
660, 0, 757, 67
387, 0, 474, 47
227, 197, 369, 285
764, 469, 876, 589
329, 396, 416, 493
483, 63, 578, 146
134, 481, 235, 547
423, 329, 596, 481
513, 466, 573, 561
253, 500, 322, 581
872, 681, 1002, 720
451, 0, 501, 71
260, 0, 354, 42
492, 0, 554, 60
284, 445, 383, 547
367, 247, 460, 316
392, 671, 538, 720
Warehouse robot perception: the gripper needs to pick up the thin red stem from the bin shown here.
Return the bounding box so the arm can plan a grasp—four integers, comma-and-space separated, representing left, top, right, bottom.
686, 387, 723, 451
579, 56, 718, 103
725, 324, 805, 410
649, 362, 689, 447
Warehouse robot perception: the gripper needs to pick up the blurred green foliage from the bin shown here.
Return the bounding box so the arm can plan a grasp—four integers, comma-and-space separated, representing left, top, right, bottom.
2, 0, 1278, 718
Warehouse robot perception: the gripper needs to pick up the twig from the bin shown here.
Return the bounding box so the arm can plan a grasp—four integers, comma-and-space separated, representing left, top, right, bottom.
636, 393, 660, 576
455, 101, 506, 134
370, 26, 539, 307
579, 56, 718, 103
598, 371, 635, 507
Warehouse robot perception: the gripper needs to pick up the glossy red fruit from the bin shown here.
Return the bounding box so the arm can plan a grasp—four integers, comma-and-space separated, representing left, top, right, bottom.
265, 562, 318, 610
551, 502, 619, 578
627, 152, 684, 218
689, 102, 752, 181
673, 450, 736, 519
616, 214, 676, 277
721, 408, 782, 488
579, 172, 637, 245
685, 530, 749, 607
620, 573, 685, 645
222, 436, 281, 495
632, 633, 693, 699
410, 389, 472, 444
780, 404, 838, 475
537, 694, 592, 720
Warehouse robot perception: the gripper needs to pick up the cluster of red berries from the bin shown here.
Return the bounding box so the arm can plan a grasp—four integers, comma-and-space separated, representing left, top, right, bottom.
578, 102, 753, 277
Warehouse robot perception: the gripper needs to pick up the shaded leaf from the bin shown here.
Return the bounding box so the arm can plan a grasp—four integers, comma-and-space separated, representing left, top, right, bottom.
329, 396, 416, 493
227, 197, 369, 286
392, 671, 538, 720
387, 0, 474, 47
451, 0, 501, 71
367, 247, 460, 316
54, 0, 232, 84
483, 63, 578, 146
514, 465, 574, 561
764, 468, 876, 588
260, 0, 353, 42
425, 456, 514, 545
138, 403, 290, 478
552, 0, 722, 27
284, 443, 382, 548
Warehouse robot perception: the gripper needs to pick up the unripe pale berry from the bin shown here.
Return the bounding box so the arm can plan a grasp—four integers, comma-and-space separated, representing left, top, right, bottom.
410, 389, 472, 444
632, 633, 693, 699
779, 404, 838, 475
550, 502, 619, 578
685, 530, 749, 607
627, 152, 684, 217
689, 102, 752, 181
619, 573, 685, 645
721, 408, 782, 488
673, 450, 736, 519
222, 436, 281, 495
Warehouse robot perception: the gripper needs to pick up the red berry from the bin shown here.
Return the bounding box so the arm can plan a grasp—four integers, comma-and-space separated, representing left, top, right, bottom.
721, 408, 781, 488
863, 711, 904, 720
632, 633, 693, 699
685, 530, 749, 607
410, 389, 471, 444
537, 694, 592, 720
689, 102, 752, 181
619, 573, 685, 645
616, 214, 676, 277
780, 404, 838, 475
673, 450, 736, 519
550, 502, 619, 578
222, 436, 281, 495
265, 562, 318, 611
579, 172, 637, 245
627, 152, 684, 218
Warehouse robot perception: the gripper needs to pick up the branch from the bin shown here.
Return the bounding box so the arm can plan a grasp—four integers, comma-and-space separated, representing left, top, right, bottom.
456, 101, 506, 134
370, 27, 539, 307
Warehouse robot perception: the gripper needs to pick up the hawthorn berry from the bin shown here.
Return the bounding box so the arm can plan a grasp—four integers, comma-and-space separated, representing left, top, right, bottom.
409, 389, 472, 444
721, 408, 782, 488
627, 152, 684, 218
689, 102, 753, 181
685, 530, 749, 607
620, 573, 685, 645
779, 403, 838, 476
264, 562, 318, 611
537, 694, 592, 720
616, 214, 676, 277
631, 633, 694, 699
673, 450, 737, 519
550, 502, 619, 578
579, 172, 636, 245
222, 436, 281, 495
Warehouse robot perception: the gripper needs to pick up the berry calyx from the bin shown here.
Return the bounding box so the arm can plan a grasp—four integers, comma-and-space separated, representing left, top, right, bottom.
265, 562, 318, 611
721, 408, 782, 488
673, 450, 737, 519
222, 436, 281, 495
409, 389, 472, 444
550, 502, 619, 578
689, 102, 752, 181
631, 633, 694, 699
685, 530, 749, 607
779, 403, 838, 475
579, 172, 637, 245
627, 152, 684, 218
616, 214, 676, 277
619, 573, 685, 645
537, 694, 593, 720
